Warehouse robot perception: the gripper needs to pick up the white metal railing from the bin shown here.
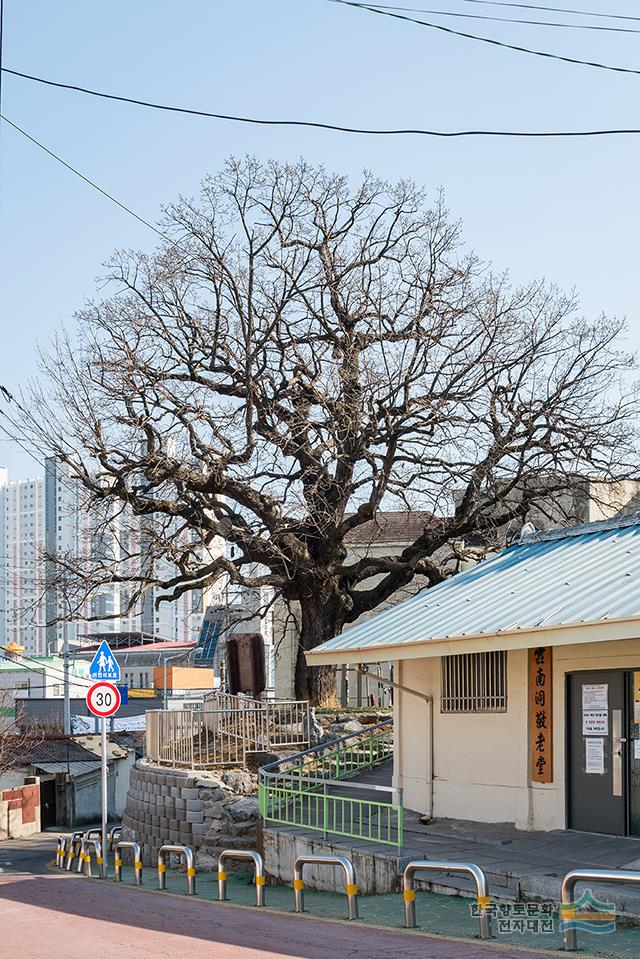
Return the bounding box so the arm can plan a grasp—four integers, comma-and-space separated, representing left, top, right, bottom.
145, 696, 311, 770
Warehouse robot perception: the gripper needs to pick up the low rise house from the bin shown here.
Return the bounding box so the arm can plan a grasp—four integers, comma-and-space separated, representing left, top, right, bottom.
0, 735, 135, 829
0, 647, 91, 720
306, 516, 640, 837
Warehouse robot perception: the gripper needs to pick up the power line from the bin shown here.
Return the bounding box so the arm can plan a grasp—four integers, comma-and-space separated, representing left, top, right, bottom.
326, 0, 640, 76
0, 115, 167, 241
0, 0, 4, 138
365, 3, 640, 32
456, 0, 640, 22
0, 648, 93, 687
5, 105, 640, 166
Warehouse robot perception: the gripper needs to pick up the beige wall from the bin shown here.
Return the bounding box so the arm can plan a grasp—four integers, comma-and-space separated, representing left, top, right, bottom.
395, 637, 640, 831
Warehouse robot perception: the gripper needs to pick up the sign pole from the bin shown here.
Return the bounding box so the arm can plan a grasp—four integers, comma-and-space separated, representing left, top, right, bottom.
86, 636, 122, 879
101, 715, 108, 876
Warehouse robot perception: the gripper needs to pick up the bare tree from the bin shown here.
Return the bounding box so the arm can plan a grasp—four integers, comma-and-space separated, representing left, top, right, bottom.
11, 158, 638, 703
0, 689, 45, 776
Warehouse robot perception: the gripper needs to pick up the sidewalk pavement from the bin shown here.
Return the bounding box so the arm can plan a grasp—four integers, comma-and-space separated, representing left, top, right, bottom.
0, 870, 571, 959
4, 831, 640, 958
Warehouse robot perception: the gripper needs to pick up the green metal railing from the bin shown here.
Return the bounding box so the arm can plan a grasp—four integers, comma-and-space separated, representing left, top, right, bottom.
259, 718, 403, 849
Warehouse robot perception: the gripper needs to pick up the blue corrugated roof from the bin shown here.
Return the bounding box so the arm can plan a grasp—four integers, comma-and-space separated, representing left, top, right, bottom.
308, 516, 640, 661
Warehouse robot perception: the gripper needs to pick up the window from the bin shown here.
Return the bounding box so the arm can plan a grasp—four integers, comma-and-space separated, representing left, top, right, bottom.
441, 651, 507, 713
52, 684, 63, 696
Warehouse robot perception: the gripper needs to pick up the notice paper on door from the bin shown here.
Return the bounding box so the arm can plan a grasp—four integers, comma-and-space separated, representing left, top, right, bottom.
582, 710, 608, 736
634, 741, 640, 761
582, 684, 608, 710
585, 737, 605, 775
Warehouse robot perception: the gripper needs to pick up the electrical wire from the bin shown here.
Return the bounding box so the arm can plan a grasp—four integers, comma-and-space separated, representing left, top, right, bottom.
456, 0, 640, 21
0, 0, 4, 136
326, 0, 640, 76
0, 649, 94, 687
0, 115, 167, 241
364, 3, 640, 32
4, 110, 640, 187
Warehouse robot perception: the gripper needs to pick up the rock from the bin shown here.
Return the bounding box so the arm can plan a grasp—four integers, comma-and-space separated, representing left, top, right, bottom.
226, 797, 259, 820
205, 820, 225, 834
244, 751, 279, 774
357, 713, 387, 725
196, 776, 226, 790
200, 837, 258, 855
221, 770, 257, 795
200, 786, 231, 802
343, 719, 365, 733
200, 787, 229, 802
318, 732, 339, 746
328, 719, 363, 734
195, 851, 218, 871
227, 819, 256, 837
203, 801, 225, 819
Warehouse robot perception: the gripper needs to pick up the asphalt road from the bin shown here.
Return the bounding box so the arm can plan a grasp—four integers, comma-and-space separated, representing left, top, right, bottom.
0, 833, 564, 959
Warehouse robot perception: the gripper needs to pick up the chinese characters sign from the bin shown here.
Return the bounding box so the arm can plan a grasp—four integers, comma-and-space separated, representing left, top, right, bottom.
529, 646, 553, 783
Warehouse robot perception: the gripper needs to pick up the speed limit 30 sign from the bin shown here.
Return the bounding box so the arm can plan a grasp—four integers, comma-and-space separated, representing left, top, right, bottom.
87, 681, 121, 717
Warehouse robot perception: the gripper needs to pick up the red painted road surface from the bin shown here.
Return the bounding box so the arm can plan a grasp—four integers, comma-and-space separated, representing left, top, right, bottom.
0, 871, 564, 959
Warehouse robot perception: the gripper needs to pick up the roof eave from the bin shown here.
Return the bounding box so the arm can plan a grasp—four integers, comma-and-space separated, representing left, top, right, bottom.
305, 615, 640, 666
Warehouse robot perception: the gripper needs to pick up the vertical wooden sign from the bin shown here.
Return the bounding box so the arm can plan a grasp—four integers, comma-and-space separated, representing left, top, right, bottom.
529, 646, 553, 783
633, 671, 640, 725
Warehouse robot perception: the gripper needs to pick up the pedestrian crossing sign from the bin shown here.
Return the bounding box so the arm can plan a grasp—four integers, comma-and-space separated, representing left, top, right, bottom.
89, 639, 121, 682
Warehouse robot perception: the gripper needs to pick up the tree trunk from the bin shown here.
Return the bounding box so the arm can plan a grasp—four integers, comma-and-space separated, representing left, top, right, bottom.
294, 596, 342, 706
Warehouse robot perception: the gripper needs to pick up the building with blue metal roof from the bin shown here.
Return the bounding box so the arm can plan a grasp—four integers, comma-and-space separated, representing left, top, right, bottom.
307, 516, 640, 835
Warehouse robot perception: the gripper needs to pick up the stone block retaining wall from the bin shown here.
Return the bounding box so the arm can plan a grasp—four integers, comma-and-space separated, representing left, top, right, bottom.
123, 759, 258, 867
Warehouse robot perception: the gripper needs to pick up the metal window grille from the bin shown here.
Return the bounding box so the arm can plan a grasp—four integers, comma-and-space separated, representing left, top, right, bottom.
441, 651, 507, 712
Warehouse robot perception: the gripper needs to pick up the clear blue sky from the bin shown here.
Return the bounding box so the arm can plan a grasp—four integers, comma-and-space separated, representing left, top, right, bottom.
1, 0, 639, 479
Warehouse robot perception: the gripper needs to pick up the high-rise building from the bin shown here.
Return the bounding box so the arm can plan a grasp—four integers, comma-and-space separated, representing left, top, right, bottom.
0, 469, 46, 654
0, 459, 220, 654
44, 458, 209, 649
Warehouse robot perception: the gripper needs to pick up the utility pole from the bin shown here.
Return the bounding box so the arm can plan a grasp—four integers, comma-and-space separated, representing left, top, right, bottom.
0, 0, 4, 131
62, 614, 71, 735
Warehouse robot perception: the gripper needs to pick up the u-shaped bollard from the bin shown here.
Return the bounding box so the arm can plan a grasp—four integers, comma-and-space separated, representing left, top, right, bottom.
157, 844, 196, 895
293, 855, 358, 920
402, 860, 492, 939
56, 835, 69, 867
561, 868, 640, 951
217, 849, 266, 907
114, 841, 143, 886
79, 839, 104, 879
66, 831, 84, 871
108, 825, 122, 851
